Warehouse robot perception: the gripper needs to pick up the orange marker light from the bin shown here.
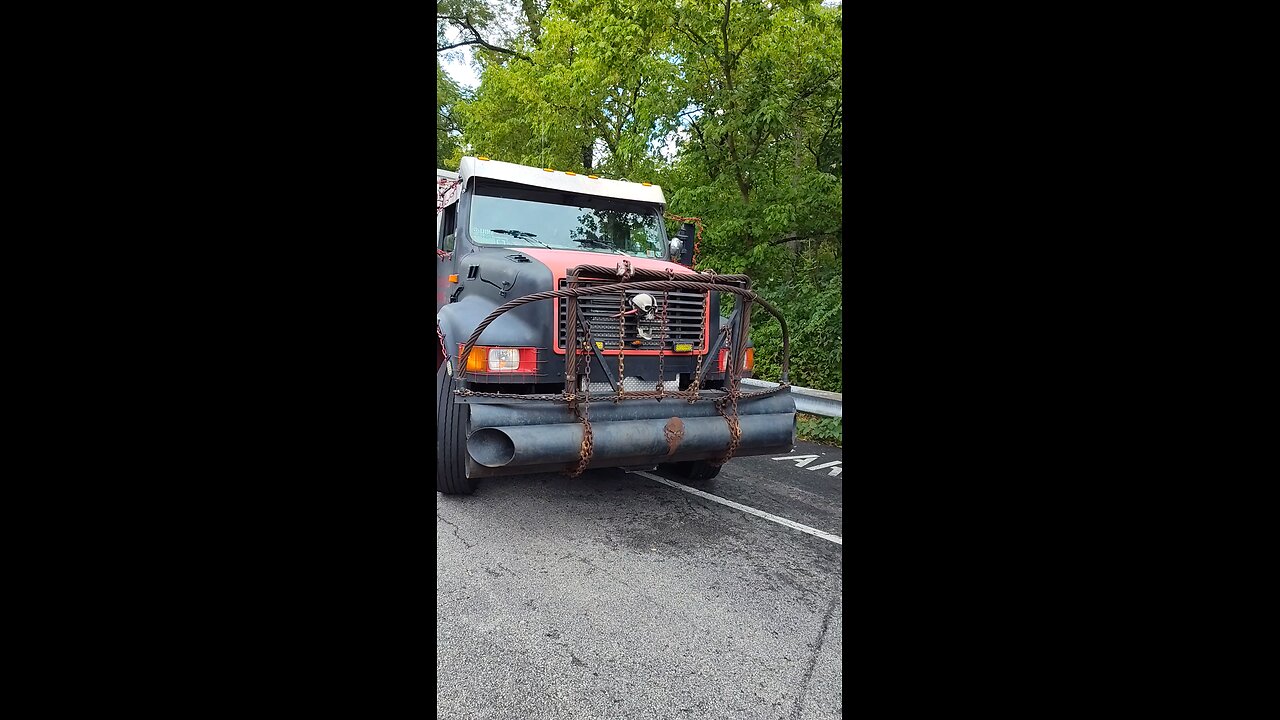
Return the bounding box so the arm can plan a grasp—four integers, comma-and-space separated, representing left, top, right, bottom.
448, 274, 458, 283
718, 347, 756, 372
465, 346, 489, 373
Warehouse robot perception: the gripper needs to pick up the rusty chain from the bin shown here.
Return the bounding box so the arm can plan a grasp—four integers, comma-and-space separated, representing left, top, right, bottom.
454, 383, 790, 403
614, 258, 634, 402
437, 178, 460, 261
569, 272, 595, 477
615, 289, 626, 403
656, 268, 672, 400
437, 178, 459, 213
686, 330, 710, 400
709, 324, 741, 466
710, 390, 742, 467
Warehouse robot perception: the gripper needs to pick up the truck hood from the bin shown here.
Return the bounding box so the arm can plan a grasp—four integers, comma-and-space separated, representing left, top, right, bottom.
512, 248, 689, 279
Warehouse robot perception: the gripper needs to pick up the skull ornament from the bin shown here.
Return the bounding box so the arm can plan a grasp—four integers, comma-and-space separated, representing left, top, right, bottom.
630, 293, 658, 320
631, 293, 659, 340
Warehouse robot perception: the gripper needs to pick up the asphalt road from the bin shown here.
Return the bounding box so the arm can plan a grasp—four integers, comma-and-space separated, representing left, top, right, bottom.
436, 440, 843, 720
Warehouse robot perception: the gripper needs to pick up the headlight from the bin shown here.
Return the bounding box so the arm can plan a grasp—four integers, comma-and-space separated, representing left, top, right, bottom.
488, 348, 520, 370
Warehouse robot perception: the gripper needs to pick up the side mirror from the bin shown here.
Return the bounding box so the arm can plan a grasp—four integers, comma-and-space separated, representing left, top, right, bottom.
672, 223, 696, 265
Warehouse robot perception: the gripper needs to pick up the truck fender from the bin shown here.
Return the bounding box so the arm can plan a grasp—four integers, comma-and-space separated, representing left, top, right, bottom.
437, 296, 543, 372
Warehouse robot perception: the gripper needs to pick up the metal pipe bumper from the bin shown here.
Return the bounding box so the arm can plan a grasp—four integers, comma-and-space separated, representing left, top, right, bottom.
461, 392, 796, 478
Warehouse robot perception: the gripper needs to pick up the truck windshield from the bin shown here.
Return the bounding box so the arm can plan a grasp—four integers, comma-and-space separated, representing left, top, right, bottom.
468, 180, 666, 259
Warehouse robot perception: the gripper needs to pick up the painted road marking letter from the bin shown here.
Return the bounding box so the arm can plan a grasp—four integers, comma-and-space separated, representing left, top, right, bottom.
772, 454, 842, 477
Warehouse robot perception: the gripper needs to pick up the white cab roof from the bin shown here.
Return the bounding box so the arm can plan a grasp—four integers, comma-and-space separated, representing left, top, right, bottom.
457, 157, 665, 206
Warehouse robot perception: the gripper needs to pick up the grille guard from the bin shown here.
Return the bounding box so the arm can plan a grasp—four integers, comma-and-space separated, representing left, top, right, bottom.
453, 264, 792, 406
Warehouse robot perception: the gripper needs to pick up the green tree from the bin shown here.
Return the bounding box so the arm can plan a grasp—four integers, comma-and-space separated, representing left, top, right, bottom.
437, 63, 463, 169
447, 0, 844, 395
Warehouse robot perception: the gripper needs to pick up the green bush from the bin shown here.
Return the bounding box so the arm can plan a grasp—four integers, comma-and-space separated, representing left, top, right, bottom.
796, 413, 842, 447
744, 249, 842, 395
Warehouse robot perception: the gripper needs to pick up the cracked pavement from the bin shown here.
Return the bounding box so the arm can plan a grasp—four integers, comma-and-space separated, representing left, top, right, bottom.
436, 442, 843, 719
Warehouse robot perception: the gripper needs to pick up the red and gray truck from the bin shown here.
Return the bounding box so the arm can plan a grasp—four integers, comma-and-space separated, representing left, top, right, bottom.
436, 157, 796, 494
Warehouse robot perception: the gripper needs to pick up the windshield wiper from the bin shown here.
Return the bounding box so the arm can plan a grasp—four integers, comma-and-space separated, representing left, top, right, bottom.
574, 238, 627, 255
491, 228, 537, 238
491, 228, 555, 250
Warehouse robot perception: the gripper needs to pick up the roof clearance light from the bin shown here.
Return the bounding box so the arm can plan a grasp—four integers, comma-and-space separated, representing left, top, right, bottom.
588, 175, 599, 179
642, 182, 653, 186
544, 168, 555, 172
477, 156, 490, 161
565, 171, 576, 176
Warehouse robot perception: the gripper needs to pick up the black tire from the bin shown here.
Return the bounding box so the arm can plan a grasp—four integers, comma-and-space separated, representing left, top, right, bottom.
663, 460, 722, 483
437, 362, 476, 495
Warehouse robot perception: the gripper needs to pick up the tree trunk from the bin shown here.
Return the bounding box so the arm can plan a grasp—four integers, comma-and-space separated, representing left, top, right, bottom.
521, 0, 543, 45
788, 125, 803, 254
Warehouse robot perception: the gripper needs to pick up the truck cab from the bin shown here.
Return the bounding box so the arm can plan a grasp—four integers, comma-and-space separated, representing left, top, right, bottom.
436, 157, 795, 495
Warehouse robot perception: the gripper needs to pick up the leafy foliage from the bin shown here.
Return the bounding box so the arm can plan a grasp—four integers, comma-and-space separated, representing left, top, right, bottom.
437, 63, 463, 170
796, 413, 842, 447
439, 0, 843, 393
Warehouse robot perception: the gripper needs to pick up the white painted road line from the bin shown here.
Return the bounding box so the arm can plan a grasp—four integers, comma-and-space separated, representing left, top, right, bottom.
636, 471, 843, 546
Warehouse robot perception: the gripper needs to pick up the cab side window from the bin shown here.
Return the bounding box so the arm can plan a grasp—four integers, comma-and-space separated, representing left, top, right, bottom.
440, 203, 458, 252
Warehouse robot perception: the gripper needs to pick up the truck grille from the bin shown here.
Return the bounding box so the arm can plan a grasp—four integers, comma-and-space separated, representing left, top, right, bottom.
558, 279, 706, 352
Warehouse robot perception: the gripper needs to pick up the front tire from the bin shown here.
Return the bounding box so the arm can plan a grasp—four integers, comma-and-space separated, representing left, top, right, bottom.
663, 460, 722, 483
437, 363, 476, 495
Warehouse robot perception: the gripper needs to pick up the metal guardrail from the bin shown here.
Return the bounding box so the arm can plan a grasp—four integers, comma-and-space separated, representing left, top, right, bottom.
741, 378, 842, 418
